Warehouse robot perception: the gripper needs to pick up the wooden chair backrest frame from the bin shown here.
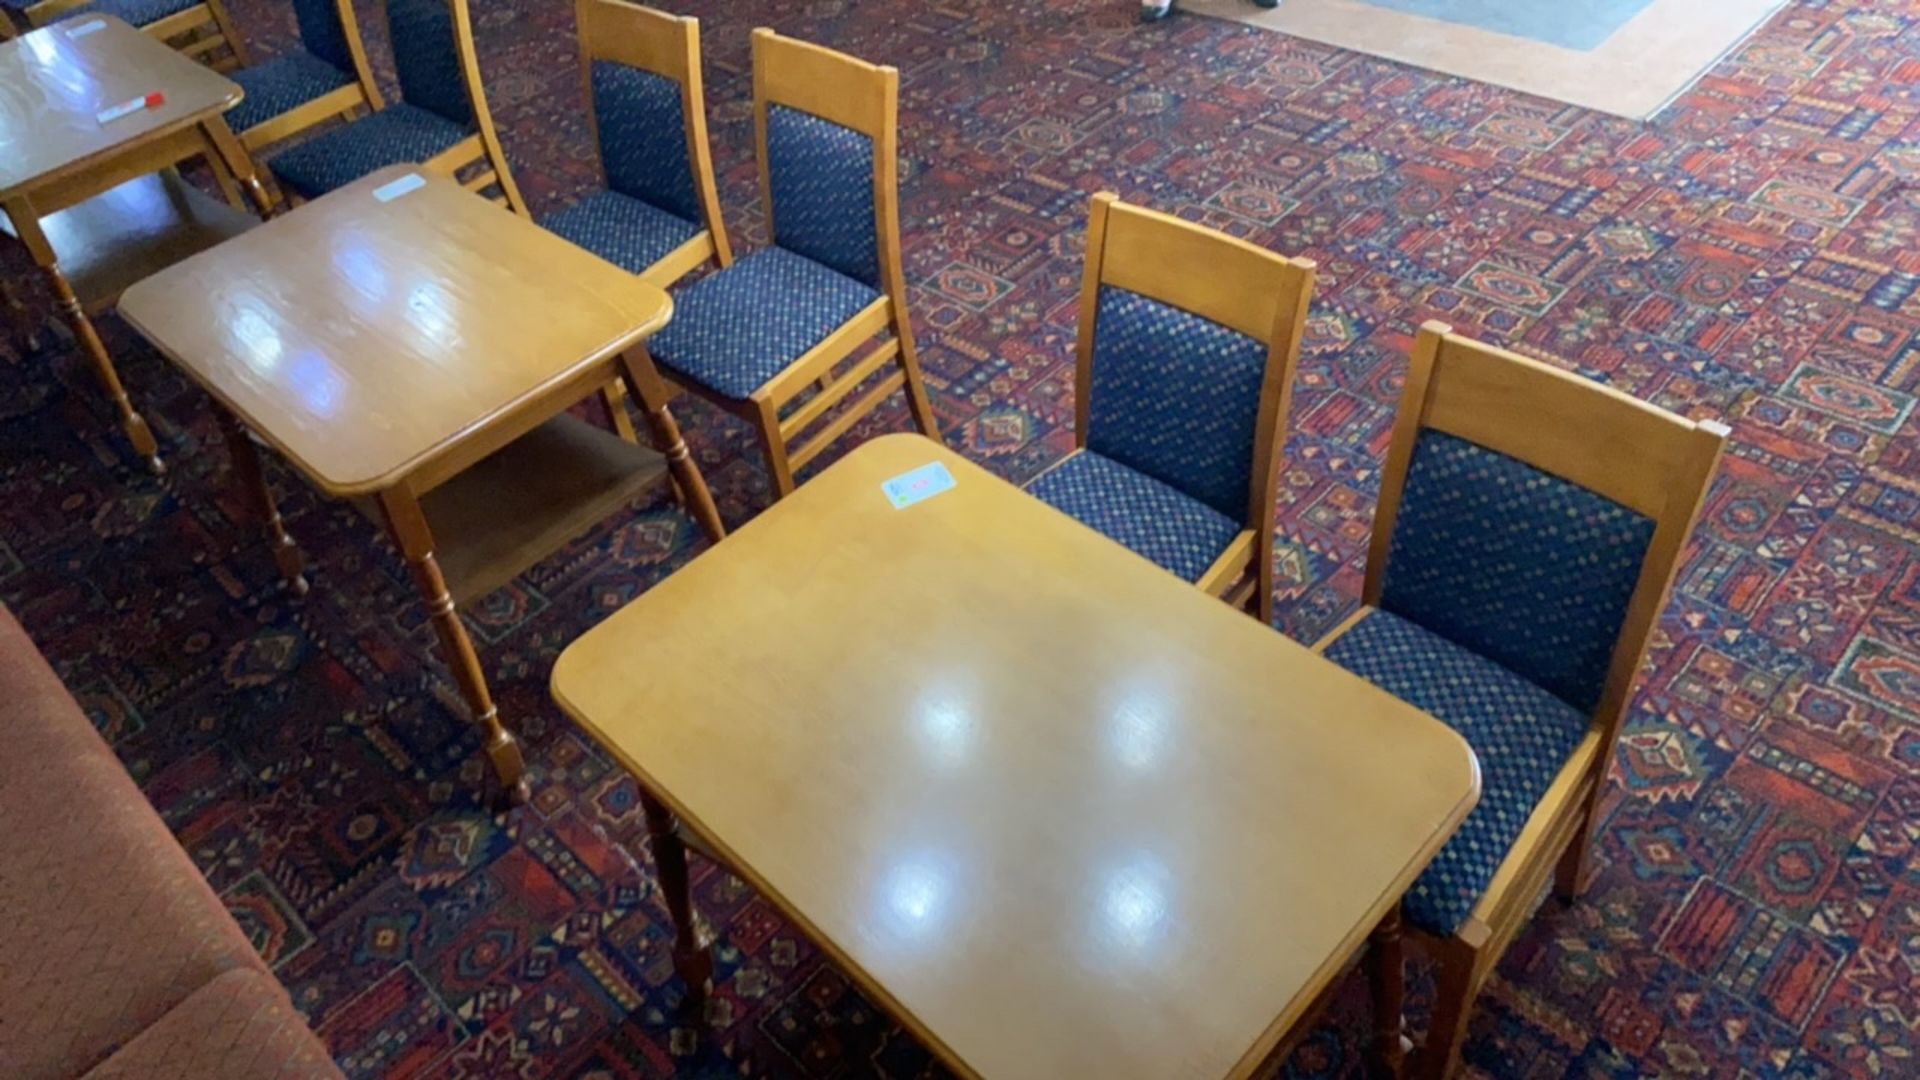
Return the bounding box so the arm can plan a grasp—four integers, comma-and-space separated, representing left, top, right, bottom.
750, 27, 904, 310
1075, 192, 1317, 534
415, 0, 526, 217
328, 0, 384, 110
574, 0, 727, 255
1364, 321, 1728, 751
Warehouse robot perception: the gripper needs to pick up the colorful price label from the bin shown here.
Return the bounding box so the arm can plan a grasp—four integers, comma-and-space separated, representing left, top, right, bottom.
881, 462, 956, 509
95, 92, 164, 125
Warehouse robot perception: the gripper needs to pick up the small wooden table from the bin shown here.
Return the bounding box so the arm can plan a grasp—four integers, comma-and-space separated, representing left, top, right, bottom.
0, 16, 268, 472
121, 166, 726, 803
552, 434, 1480, 1080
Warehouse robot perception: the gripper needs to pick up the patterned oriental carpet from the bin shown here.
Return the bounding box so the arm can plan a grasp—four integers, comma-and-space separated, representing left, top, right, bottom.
2, 0, 1917, 1076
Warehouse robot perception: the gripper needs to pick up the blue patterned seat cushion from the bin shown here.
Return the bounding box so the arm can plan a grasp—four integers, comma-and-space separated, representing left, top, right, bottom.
62, 0, 197, 26
541, 190, 701, 276
1325, 608, 1591, 937
229, 53, 355, 134
267, 104, 469, 200
648, 247, 881, 400
767, 104, 880, 287
1381, 430, 1656, 712
1086, 285, 1270, 521
1026, 450, 1242, 582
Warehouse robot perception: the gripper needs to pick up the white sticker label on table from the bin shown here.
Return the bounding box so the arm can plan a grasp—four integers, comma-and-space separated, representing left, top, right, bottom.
372, 173, 426, 202
95, 92, 164, 126
882, 462, 955, 509
67, 18, 108, 36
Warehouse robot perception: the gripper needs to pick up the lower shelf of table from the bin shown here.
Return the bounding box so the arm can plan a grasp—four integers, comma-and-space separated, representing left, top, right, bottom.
363, 413, 669, 606
3, 171, 256, 311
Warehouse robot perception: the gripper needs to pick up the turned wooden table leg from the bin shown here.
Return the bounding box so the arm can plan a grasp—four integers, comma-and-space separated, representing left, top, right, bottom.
619, 346, 725, 544
53, 264, 164, 473
214, 405, 308, 595
639, 786, 714, 1008
1367, 902, 1408, 1079
376, 485, 528, 805
4, 199, 161, 472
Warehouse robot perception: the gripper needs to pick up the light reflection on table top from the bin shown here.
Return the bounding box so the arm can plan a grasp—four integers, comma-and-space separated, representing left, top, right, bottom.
0, 18, 238, 201
119, 167, 672, 496
553, 435, 1480, 1079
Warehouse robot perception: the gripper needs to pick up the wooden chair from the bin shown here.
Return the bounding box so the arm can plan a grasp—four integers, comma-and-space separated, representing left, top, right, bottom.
641, 27, 940, 502
542, 0, 731, 288
1313, 322, 1728, 1079
26, 0, 248, 70
1024, 193, 1314, 624
265, 0, 525, 216
226, 0, 383, 155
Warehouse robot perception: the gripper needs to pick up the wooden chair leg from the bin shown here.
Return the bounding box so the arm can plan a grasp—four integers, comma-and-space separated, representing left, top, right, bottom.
202, 0, 250, 67
751, 396, 797, 500
895, 315, 942, 445
599, 380, 639, 444
1256, 536, 1275, 627
619, 348, 725, 543
1366, 904, 1407, 1079
1414, 932, 1482, 1080
1554, 808, 1597, 901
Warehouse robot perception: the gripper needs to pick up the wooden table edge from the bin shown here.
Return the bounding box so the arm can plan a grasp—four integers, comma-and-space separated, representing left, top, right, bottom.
1225, 747, 1481, 1077
548, 679, 987, 1080
116, 299, 672, 498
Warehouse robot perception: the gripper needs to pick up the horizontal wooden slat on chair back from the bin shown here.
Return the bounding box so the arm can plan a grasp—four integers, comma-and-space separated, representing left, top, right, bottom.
578, 0, 691, 83
1091, 195, 1314, 343
752, 27, 892, 139
1417, 327, 1717, 520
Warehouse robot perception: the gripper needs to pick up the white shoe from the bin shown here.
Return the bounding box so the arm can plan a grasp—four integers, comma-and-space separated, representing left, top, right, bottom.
1140, 0, 1173, 21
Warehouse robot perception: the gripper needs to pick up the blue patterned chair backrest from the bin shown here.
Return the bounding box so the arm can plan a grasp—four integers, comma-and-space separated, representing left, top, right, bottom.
387, 0, 473, 127
1380, 429, 1657, 713
1084, 285, 1269, 521
291, 0, 353, 73
591, 61, 700, 221
766, 104, 880, 288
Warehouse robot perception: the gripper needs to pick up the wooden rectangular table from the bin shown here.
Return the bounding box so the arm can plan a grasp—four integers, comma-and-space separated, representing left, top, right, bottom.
120, 165, 726, 803
552, 434, 1480, 1079
0, 16, 269, 472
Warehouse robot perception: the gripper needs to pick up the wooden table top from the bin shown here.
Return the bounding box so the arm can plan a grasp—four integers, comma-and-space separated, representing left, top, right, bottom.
119, 166, 673, 497
0, 17, 240, 202
552, 435, 1481, 1080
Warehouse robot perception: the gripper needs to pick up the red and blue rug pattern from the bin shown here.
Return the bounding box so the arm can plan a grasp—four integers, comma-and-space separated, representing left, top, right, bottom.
2, 0, 1917, 1076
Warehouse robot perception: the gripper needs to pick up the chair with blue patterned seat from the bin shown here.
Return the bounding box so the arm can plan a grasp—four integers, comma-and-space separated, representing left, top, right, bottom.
264, 0, 525, 217
1313, 322, 1728, 1079
641, 27, 941, 503
224, 0, 383, 156
25, 0, 247, 69
1023, 192, 1315, 625
542, 0, 731, 289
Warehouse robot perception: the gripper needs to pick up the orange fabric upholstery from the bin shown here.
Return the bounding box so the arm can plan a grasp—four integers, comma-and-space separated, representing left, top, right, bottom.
0, 607, 341, 1079
81, 970, 342, 1079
